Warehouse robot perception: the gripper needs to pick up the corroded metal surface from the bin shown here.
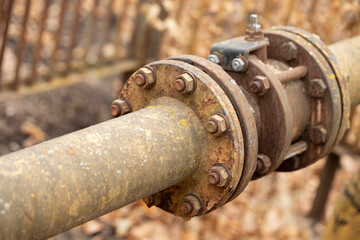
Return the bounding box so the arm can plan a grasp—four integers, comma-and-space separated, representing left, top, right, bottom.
0, 97, 205, 239
329, 35, 360, 110
120, 59, 245, 216
265, 29, 343, 171
274, 26, 351, 154
167, 55, 258, 200
229, 55, 293, 178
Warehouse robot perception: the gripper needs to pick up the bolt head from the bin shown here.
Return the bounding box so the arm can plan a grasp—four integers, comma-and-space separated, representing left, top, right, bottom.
181, 195, 202, 216
280, 41, 298, 61
174, 73, 195, 94
207, 114, 228, 137
134, 67, 156, 88
207, 54, 220, 64
175, 78, 186, 92
249, 76, 270, 96
134, 73, 146, 86
309, 125, 328, 144
255, 154, 271, 175
208, 165, 231, 187
248, 14, 261, 31
205, 120, 218, 134
111, 99, 131, 117
309, 79, 327, 98
143, 193, 162, 207
232, 58, 246, 72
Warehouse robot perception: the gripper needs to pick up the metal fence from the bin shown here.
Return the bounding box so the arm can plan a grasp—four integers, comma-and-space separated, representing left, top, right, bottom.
0, 0, 166, 92
0, 0, 358, 93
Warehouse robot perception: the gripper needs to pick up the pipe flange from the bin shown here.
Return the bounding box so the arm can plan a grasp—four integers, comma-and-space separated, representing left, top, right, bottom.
167, 55, 258, 202
273, 26, 350, 150
119, 59, 244, 217
228, 56, 293, 178
265, 29, 344, 171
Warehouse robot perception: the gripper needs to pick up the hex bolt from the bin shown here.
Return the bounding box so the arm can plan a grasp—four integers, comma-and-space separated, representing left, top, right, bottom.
280, 41, 298, 61
111, 99, 131, 117
134, 73, 146, 86
181, 195, 202, 216
143, 192, 162, 207
309, 125, 328, 144
134, 67, 156, 88
174, 72, 196, 94
309, 79, 327, 98
248, 14, 261, 32
249, 75, 270, 96
207, 54, 220, 64
232, 57, 246, 72
206, 114, 228, 137
208, 165, 231, 187
255, 154, 271, 175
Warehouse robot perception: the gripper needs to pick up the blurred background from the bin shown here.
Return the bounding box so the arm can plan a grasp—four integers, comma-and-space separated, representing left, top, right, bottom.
0, 0, 359, 239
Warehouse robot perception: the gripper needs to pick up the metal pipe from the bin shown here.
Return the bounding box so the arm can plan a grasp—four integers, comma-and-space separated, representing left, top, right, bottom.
0, 97, 205, 239
329, 35, 360, 109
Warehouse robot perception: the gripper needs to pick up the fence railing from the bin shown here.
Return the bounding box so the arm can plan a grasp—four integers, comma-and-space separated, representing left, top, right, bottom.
0, 0, 358, 93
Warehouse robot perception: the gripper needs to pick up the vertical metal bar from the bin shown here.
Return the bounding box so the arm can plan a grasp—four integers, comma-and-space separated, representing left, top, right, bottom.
114, 0, 130, 59
283, 0, 295, 25
30, 0, 50, 85
187, 0, 209, 54
128, 0, 148, 62
13, 0, 31, 90
308, 0, 318, 31
47, 0, 67, 80
175, 0, 185, 22
146, 0, 167, 60
0, 0, 13, 90
0, 0, 6, 26
262, 0, 274, 19
99, 0, 115, 62
308, 153, 340, 222
65, 0, 82, 76
83, 0, 100, 65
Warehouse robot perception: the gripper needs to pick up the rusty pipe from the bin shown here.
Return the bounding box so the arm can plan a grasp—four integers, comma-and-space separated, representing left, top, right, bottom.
0, 97, 205, 240
329, 35, 360, 109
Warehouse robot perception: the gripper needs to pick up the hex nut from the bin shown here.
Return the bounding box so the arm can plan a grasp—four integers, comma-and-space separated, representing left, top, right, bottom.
181, 195, 202, 216
143, 193, 162, 207
255, 154, 271, 175
231, 57, 246, 72
309, 125, 328, 144
249, 76, 270, 96
174, 72, 196, 94
309, 79, 327, 98
280, 41, 298, 61
134, 67, 156, 89
207, 54, 220, 64
208, 165, 231, 187
111, 99, 131, 117
206, 114, 228, 137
